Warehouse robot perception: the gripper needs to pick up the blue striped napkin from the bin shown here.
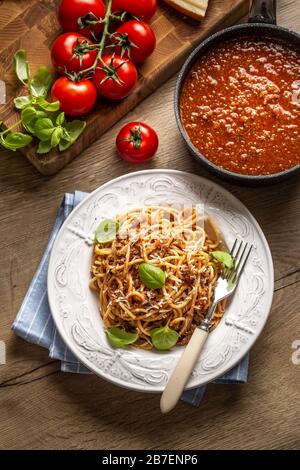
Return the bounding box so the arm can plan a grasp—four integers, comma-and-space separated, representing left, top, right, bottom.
12, 191, 249, 406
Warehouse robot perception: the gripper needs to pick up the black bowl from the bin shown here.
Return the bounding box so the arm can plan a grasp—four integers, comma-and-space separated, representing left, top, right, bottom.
174, 23, 300, 185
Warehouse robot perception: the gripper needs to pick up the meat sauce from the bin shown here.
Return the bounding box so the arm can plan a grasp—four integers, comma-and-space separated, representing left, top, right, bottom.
180, 37, 300, 176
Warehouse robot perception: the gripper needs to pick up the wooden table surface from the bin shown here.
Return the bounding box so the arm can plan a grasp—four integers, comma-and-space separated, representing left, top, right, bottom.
1, 0, 300, 451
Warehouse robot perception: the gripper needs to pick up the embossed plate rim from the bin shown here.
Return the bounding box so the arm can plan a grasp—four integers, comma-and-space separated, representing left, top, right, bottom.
47, 169, 274, 392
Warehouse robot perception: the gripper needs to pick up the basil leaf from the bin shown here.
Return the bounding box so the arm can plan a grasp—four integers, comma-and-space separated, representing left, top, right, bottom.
58, 120, 86, 151
23, 118, 39, 134
14, 95, 32, 109
58, 138, 71, 152
34, 117, 54, 129
23, 119, 36, 134
56, 112, 65, 126
95, 219, 119, 243
36, 97, 60, 112
211, 251, 233, 269
30, 66, 52, 97
0, 132, 32, 151
33, 118, 55, 141
58, 137, 70, 152
106, 327, 138, 348
4, 132, 32, 148
139, 263, 165, 290
13, 50, 29, 85
64, 120, 86, 140
21, 105, 47, 122
21, 107, 47, 134
50, 127, 64, 147
37, 140, 52, 154
21, 105, 39, 125
150, 325, 179, 351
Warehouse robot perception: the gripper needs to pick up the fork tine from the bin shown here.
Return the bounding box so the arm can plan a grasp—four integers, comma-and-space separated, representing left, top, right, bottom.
222, 239, 238, 279
224, 240, 243, 280
230, 239, 238, 256
235, 242, 248, 270
233, 240, 244, 266
235, 244, 253, 282
230, 244, 253, 284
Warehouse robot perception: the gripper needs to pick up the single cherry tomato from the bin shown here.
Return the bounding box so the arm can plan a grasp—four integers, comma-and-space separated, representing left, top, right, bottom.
113, 20, 156, 64
116, 122, 158, 163
58, 0, 106, 39
51, 32, 97, 73
92, 55, 138, 100
51, 76, 97, 116
112, 0, 157, 22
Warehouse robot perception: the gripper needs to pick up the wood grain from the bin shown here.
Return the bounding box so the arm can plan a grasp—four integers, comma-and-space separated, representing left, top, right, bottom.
0, 0, 300, 451
0, 0, 248, 175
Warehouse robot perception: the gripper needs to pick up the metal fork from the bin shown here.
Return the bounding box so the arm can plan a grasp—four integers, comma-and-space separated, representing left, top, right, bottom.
160, 240, 253, 414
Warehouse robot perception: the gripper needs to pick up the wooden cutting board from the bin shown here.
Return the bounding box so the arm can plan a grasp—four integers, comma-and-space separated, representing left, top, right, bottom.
0, 0, 248, 175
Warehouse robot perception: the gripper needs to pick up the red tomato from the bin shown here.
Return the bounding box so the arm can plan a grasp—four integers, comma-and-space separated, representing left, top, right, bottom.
113, 20, 156, 64
112, 0, 157, 21
51, 32, 97, 73
116, 122, 158, 163
92, 55, 138, 100
51, 77, 97, 116
58, 0, 106, 39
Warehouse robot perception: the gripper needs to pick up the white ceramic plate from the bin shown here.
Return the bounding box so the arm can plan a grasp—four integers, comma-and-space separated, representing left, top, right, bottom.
47, 170, 274, 392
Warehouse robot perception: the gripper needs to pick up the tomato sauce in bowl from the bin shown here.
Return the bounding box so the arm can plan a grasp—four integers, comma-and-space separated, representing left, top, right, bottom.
180, 36, 300, 176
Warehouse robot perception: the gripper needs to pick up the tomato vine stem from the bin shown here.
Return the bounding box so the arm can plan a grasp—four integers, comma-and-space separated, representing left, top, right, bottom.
78, 0, 114, 78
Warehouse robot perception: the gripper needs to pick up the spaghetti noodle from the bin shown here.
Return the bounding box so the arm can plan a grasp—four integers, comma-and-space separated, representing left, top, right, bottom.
89, 206, 225, 350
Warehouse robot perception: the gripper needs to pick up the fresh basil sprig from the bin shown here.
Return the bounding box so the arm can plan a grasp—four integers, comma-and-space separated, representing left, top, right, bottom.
139, 263, 166, 290
1, 49, 86, 155
33, 113, 85, 154
150, 325, 179, 351
211, 251, 233, 269
105, 327, 138, 348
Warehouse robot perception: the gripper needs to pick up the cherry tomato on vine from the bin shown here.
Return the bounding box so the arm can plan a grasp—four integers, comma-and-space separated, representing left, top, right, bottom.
113, 20, 156, 64
116, 122, 158, 163
58, 0, 106, 39
51, 77, 97, 116
51, 32, 97, 73
92, 55, 138, 100
112, 0, 157, 22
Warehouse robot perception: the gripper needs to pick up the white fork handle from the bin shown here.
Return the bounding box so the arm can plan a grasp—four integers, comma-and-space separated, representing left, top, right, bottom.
160, 328, 209, 414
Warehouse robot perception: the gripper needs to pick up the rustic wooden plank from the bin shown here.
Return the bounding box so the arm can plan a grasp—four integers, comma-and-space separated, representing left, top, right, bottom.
0, 0, 299, 451
0, 1, 33, 29
0, 0, 248, 174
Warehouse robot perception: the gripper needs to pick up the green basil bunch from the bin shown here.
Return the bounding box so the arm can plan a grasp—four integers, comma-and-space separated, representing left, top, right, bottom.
0, 50, 86, 153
